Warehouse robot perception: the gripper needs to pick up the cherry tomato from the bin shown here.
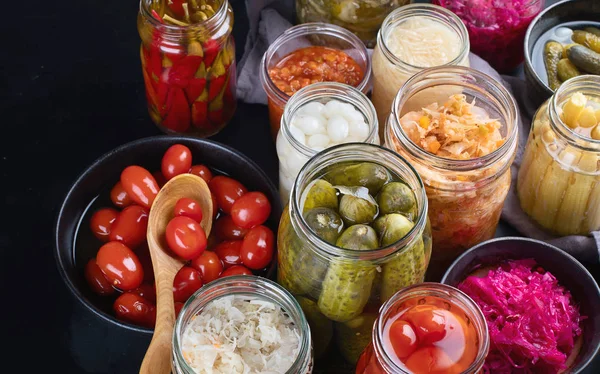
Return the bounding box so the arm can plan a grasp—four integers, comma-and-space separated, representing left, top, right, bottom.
191, 251, 223, 283
113, 293, 156, 328
129, 283, 156, 303
152, 171, 167, 188
175, 302, 184, 318
404, 346, 454, 373
220, 265, 252, 278
174, 197, 203, 223
388, 320, 418, 359
213, 240, 243, 268
189, 164, 213, 183
162, 144, 192, 180
89, 208, 118, 242
173, 266, 203, 303
231, 192, 271, 229
109, 205, 149, 249
96, 241, 144, 291
240, 225, 274, 270
136, 243, 155, 283
402, 305, 447, 345
110, 182, 132, 208
84, 259, 115, 295
209, 176, 247, 214
214, 215, 249, 241
210, 192, 218, 218
121, 166, 160, 209
165, 216, 207, 260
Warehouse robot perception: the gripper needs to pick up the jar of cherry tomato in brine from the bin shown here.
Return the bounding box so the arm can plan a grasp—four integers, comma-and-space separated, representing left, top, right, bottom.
261, 23, 372, 139
138, 0, 236, 137
356, 283, 489, 374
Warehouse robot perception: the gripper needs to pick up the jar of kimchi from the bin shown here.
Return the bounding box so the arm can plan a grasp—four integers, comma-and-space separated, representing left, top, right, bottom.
137, 0, 237, 137
385, 66, 518, 268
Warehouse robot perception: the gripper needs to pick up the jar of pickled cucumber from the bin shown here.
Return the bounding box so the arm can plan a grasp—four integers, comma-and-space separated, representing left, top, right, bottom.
277, 143, 432, 364
517, 75, 600, 236
138, 0, 236, 137
295, 0, 413, 48
385, 66, 518, 272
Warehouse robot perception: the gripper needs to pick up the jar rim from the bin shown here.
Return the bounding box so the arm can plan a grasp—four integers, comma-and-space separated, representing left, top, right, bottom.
376, 3, 470, 72
260, 22, 372, 105
139, 0, 229, 34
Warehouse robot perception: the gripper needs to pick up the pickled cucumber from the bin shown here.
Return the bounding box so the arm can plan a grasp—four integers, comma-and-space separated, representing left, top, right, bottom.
557, 58, 581, 82
303, 207, 344, 244
372, 213, 414, 247
572, 30, 600, 53
295, 296, 333, 358
381, 238, 427, 302
324, 162, 391, 195
584, 27, 600, 37
567, 45, 600, 75
301, 179, 339, 213
376, 181, 417, 218
544, 41, 564, 90
335, 313, 378, 364
338, 194, 378, 225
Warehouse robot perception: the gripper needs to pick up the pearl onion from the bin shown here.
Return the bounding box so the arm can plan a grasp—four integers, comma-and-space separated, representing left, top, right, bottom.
348, 120, 370, 140
323, 100, 345, 118
286, 151, 309, 175
555, 27, 573, 38
289, 125, 306, 145
276, 131, 291, 157
327, 115, 349, 142
293, 114, 326, 135
298, 101, 325, 116
307, 134, 330, 149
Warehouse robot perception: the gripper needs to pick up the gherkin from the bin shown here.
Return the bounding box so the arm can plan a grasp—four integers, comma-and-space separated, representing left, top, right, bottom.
301, 179, 339, 214
323, 162, 391, 195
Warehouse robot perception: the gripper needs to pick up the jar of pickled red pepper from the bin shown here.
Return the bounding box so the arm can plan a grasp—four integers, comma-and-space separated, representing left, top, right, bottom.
385, 66, 518, 273
517, 75, 600, 236
138, 0, 237, 137
261, 23, 371, 140
433, 0, 544, 73
356, 283, 489, 374
277, 143, 432, 363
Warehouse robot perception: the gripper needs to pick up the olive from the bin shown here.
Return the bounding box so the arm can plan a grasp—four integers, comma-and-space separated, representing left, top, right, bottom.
304, 207, 344, 244
302, 179, 339, 213
376, 182, 417, 217
324, 162, 391, 195
336, 224, 379, 250
373, 213, 414, 246
339, 194, 378, 226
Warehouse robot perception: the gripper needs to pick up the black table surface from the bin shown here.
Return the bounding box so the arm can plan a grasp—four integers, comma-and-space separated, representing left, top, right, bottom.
2, 0, 598, 372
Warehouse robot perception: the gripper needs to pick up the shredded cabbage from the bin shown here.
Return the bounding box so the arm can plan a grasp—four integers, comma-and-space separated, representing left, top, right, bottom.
458, 259, 583, 373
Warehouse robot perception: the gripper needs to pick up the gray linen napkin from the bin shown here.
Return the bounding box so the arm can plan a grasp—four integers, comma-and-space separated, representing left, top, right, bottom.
236, 2, 600, 265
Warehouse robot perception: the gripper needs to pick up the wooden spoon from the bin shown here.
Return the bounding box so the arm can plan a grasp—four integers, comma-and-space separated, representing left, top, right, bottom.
139, 173, 213, 374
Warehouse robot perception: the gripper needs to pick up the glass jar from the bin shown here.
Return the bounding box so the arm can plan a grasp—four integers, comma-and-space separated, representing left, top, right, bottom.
137, 0, 237, 137
295, 0, 413, 48
371, 4, 470, 140
277, 82, 380, 206
277, 143, 432, 363
517, 75, 600, 236
433, 0, 544, 73
172, 275, 313, 374
385, 66, 518, 269
261, 23, 372, 140
356, 283, 490, 374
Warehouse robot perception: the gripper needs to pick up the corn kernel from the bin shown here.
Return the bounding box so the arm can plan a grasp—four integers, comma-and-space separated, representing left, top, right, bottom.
543, 130, 556, 143
419, 116, 430, 129
592, 124, 600, 140
577, 106, 597, 128
562, 93, 587, 129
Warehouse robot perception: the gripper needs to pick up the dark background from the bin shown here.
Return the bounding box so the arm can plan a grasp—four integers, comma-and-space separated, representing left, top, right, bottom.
2, 0, 598, 372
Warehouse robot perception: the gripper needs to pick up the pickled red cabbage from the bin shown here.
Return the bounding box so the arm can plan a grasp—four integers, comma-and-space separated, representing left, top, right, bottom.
458, 259, 583, 373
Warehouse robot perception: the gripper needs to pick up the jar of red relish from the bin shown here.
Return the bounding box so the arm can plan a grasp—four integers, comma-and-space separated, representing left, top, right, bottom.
433, 0, 544, 73
137, 0, 237, 137
356, 283, 489, 374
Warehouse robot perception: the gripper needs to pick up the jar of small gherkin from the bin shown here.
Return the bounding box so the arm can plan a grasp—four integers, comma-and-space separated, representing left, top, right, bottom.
277, 143, 432, 364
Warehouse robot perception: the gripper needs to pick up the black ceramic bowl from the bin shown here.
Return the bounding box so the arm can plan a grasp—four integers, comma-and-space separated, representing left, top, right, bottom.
54, 136, 283, 334
442, 237, 600, 373
524, 0, 600, 106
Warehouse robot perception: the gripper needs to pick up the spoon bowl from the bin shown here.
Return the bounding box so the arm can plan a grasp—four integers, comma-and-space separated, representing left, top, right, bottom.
140, 173, 213, 374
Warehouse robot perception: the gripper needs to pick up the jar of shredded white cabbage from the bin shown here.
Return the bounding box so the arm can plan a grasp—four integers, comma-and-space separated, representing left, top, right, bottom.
172, 276, 313, 374
371, 3, 470, 140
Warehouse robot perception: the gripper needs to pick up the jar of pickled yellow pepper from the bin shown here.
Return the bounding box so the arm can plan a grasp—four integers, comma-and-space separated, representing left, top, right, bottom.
518, 75, 600, 236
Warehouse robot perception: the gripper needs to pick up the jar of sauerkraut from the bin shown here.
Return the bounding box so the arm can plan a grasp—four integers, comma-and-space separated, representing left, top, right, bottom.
172, 276, 313, 374
386, 66, 518, 270
276, 82, 380, 206
372, 4, 470, 140
517, 75, 600, 236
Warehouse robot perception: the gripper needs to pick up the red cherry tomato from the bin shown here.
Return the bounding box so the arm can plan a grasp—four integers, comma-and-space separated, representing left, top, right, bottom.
402, 306, 447, 345
214, 215, 249, 241
240, 226, 275, 270
404, 346, 454, 373
175, 302, 184, 318
388, 319, 419, 359
211, 192, 218, 218
84, 259, 115, 295
113, 293, 156, 328
209, 176, 247, 214
165, 216, 207, 260
174, 197, 203, 223
136, 243, 155, 283
189, 164, 213, 183
173, 266, 203, 303
89, 208, 118, 242
109, 205, 149, 249
110, 182, 132, 208
129, 283, 156, 303
220, 265, 252, 278
96, 241, 144, 291
191, 251, 223, 283
213, 240, 243, 268
121, 166, 160, 209
162, 144, 192, 180
231, 192, 271, 229
152, 171, 167, 188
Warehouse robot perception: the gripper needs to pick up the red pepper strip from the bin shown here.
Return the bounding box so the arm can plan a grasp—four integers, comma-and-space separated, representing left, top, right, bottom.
142, 68, 161, 110
167, 0, 186, 18
151, 9, 164, 23
168, 55, 203, 88
203, 39, 220, 67
208, 73, 230, 126
156, 82, 170, 117
148, 45, 163, 88
164, 50, 184, 65
185, 77, 207, 104
192, 89, 209, 129
162, 88, 191, 132
207, 54, 227, 102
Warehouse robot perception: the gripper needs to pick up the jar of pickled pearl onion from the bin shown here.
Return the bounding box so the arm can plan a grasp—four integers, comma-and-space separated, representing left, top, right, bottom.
276, 82, 380, 206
